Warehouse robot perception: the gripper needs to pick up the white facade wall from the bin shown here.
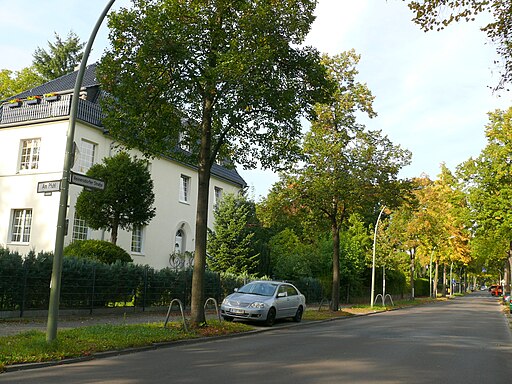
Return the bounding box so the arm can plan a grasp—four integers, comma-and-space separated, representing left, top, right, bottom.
0, 118, 243, 270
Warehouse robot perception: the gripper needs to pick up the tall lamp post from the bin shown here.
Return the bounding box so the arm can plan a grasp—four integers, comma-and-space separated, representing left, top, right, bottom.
429, 247, 436, 298
46, 0, 116, 342
371, 205, 386, 308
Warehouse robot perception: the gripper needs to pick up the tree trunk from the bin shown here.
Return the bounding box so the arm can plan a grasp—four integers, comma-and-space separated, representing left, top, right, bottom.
110, 219, 118, 245
331, 223, 340, 311
190, 94, 214, 326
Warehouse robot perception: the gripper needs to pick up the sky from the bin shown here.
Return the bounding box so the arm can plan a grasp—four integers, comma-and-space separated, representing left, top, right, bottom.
1, 0, 510, 200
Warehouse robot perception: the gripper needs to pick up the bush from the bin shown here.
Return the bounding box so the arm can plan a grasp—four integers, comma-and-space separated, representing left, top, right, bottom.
64, 240, 132, 264
414, 278, 430, 297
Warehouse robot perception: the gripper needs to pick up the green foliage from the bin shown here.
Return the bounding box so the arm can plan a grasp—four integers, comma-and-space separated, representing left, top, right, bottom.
3, 249, 308, 312
0, 248, 24, 310
63, 240, 133, 264
0, 67, 44, 100
32, 31, 85, 81
74, 152, 156, 244
99, 0, 332, 168
207, 193, 259, 274
458, 107, 512, 276
269, 228, 312, 280
404, 0, 512, 90
414, 278, 430, 297
99, 0, 333, 323
269, 51, 410, 309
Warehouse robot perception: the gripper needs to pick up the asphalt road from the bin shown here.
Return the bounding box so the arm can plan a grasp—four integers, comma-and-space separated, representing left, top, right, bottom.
2, 291, 511, 384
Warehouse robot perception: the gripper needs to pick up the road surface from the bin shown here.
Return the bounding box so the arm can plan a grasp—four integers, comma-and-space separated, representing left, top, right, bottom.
1, 291, 511, 383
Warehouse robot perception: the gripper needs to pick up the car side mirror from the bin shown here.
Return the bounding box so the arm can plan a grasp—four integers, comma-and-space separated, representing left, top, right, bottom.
234, 288, 238, 292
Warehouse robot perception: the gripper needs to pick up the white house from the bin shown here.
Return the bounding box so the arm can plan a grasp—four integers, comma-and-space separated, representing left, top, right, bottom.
0, 64, 246, 270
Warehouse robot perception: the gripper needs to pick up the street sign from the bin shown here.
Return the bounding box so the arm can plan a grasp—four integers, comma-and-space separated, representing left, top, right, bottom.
70, 171, 106, 190
37, 180, 61, 193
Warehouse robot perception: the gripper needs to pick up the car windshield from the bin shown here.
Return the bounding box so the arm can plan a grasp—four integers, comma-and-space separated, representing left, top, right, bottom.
238, 282, 277, 297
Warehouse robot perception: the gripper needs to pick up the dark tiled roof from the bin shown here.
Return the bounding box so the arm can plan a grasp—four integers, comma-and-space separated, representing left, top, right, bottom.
5, 64, 246, 188
211, 163, 247, 187
12, 63, 100, 99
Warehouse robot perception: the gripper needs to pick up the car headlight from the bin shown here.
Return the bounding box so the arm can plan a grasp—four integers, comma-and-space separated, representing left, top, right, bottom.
222, 298, 229, 305
249, 302, 267, 309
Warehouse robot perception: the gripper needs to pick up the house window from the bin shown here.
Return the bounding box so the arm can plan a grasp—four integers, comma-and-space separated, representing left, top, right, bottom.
174, 229, 184, 254
214, 187, 223, 207
179, 175, 191, 203
131, 226, 144, 253
19, 139, 40, 171
11, 209, 32, 243
77, 140, 97, 173
72, 215, 88, 241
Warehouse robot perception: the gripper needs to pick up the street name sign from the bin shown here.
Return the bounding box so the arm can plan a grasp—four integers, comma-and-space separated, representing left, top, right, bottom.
37, 180, 61, 193
70, 172, 106, 190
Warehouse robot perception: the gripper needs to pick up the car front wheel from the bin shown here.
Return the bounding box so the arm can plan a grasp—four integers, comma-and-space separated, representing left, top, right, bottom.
265, 307, 276, 326
222, 315, 234, 322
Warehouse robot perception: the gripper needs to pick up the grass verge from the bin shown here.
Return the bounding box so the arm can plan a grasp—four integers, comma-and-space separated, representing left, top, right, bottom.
0, 321, 251, 372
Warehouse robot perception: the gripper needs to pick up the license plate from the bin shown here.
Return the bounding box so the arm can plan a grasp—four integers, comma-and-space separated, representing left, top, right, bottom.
231, 308, 245, 314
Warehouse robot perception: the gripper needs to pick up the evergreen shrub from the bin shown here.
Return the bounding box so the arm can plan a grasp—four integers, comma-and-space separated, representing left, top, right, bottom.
64, 240, 132, 264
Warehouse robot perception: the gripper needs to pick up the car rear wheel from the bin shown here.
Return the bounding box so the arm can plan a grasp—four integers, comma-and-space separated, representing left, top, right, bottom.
265, 307, 276, 326
293, 306, 303, 322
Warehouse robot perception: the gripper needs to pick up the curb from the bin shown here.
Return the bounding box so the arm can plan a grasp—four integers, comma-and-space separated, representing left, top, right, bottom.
0, 301, 458, 373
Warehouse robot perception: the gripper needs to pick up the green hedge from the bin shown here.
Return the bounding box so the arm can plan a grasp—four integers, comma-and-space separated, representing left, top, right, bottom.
0, 248, 325, 314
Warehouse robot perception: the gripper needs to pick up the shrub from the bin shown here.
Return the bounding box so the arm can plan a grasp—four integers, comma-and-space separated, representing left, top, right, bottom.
64, 240, 132, 264
414, 278, 430, 297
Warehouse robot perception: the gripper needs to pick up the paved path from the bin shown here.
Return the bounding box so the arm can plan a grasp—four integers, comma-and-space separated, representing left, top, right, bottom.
0, 310, 173, 337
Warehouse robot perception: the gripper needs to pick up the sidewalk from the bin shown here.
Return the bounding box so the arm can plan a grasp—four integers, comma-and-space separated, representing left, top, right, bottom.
0, 309, 194, 337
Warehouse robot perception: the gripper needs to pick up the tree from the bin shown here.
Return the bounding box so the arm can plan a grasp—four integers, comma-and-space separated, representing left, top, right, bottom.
386, 168, 471, 298
0, 67, 44, 100
207, 193, 258, 274
1, 31, 84, 100
74, 152, 156, 245
277, 51, 411, 310
402, 0, 512, 90
458, 107, 512, 292
32, 31, 85, 81
98, 0, 332, 325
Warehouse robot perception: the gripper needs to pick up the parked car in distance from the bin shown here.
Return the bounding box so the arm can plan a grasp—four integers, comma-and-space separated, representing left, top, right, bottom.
489, 285, 503, 296
220, 281, 306, 326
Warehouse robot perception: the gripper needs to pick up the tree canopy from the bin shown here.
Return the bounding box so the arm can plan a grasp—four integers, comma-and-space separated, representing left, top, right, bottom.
264, 51, 411, 309
0, 67, 43, 100
403, 0, 512, 90
458, 107, 512, 288
74, 152, 156, 245
98, 0, 333, 325
32, 31, 85, 81
1, 31, 84, 100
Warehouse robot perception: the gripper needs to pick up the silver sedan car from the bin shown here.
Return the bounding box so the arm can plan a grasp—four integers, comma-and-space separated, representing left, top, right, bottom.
220, 280, 306, 326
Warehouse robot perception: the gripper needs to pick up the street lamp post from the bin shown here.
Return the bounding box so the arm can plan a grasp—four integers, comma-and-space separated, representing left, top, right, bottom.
46, 0, 116, 342
429, 247, 436, 298
371, 205, 386, 308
